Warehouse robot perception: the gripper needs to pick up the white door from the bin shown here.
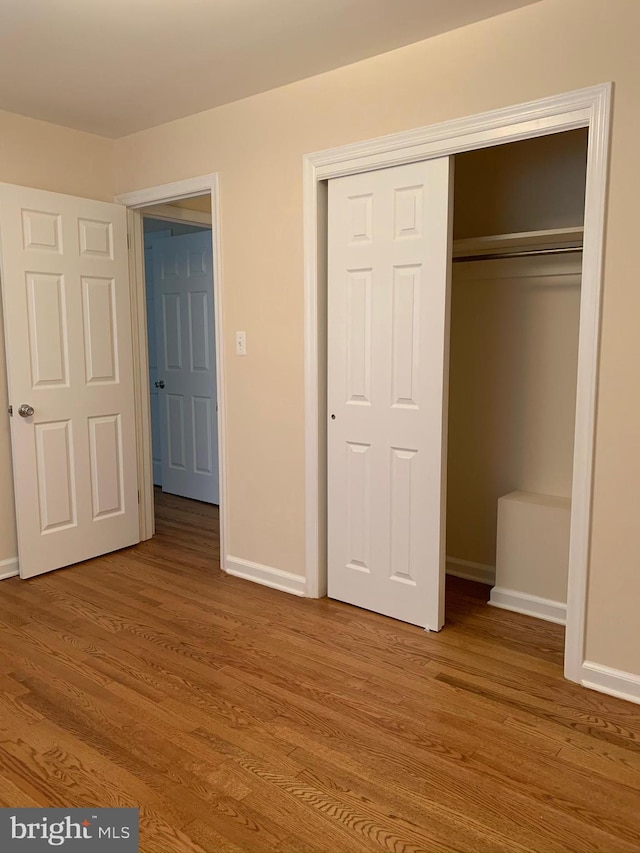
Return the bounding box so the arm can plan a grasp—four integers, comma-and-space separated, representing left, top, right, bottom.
153, 231, 219, 504
327, 158, 453, 630
0, 183, 139, 579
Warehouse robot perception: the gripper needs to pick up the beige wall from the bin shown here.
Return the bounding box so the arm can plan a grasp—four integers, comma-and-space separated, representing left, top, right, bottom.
0, 109, 114, 201
0, 111, 114, 563
112, 0, 640, 675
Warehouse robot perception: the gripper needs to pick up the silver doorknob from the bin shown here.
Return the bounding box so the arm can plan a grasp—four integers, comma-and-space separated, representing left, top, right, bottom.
18, 404, 35, 418
155, 380, 165, 389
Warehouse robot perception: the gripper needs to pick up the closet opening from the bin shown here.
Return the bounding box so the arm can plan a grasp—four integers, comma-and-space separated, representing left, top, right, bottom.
444, 129, 589, 654
308, 85, 610, 683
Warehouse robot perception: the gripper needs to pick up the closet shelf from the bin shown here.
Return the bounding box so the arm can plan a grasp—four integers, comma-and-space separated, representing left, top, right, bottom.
452, 227, 584, 259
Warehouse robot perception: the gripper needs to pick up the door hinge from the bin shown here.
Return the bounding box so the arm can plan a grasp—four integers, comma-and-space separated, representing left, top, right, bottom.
7, 405, 12, 417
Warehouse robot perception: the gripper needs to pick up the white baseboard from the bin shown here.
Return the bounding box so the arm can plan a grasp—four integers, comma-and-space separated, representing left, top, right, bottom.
225, 556, 306, 597
446, 556, 495, 585
581, 661, 640, 706
0, 556, 19, 580
489, 586, 567, 625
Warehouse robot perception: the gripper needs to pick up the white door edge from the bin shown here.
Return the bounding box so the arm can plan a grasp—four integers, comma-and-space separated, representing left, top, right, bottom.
303, 83, 612, 684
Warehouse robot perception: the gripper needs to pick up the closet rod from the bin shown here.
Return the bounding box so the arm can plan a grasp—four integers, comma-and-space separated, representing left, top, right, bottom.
453, 245, 583, 263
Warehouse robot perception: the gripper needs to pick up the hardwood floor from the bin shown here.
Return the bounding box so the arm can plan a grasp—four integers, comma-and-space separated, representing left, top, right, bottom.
0, 491, 639, 852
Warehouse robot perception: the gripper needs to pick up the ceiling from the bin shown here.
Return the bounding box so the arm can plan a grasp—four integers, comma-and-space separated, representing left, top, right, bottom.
0, 0, 541, 138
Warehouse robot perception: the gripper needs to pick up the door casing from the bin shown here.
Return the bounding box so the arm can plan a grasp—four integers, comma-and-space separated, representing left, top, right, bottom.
303, 84, 612, 684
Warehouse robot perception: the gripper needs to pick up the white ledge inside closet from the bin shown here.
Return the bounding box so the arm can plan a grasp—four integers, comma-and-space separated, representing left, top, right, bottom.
452, 227, 584, 259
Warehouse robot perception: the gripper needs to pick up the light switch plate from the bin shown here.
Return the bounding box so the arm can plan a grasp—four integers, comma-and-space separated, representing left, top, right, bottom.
235, 331, 247, 356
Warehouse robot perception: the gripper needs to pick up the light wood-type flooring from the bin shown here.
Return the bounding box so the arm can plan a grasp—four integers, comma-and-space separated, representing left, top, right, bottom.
0, 490, 639, 852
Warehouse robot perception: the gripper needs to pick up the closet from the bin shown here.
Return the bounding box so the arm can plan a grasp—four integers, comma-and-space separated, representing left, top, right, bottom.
326, 128, 588, 632
446, 129, 588, 624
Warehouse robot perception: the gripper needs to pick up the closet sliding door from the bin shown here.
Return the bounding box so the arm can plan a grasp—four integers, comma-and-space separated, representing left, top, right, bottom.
327, 158, 453, 630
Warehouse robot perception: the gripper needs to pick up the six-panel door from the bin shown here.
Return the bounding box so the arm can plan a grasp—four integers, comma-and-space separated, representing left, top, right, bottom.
0, 183, 140, 578
327, 158, 453, 629
152, 230, 219, 504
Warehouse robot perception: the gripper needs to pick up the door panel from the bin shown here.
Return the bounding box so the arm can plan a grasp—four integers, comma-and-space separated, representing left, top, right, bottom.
167, 394, 186, 469
0, 183, 139, 578
34, 420, 76, 532
82, 276, 118, 383
327, 158, 453, 629
152, 231, 219, 504
27, 272, 70, 386
162, 292, 182, 369
88, 414, 124, 519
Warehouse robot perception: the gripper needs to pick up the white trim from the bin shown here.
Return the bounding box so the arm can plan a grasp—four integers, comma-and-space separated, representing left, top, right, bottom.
446, 557, 494, 586
142, 203, 212, 227
489, 587, 567, 625
116, 174, 228, 564
0, 570, 18, 580
308, 100, 593, 182
563, 85, 611, 683
210, 178, 227, 565
581, 661, 640, 706
0, 556, 19, 580
303, 84, 612, 685
225, 556, 306, 597
115, 176, 217, 208
303, 155, 323, 599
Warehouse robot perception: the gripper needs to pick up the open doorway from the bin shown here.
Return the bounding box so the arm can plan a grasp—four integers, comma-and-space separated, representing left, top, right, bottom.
142, 200, 218, 500
140, 195, 219, 535
115, 176, 225, 562
444, 129, 588, 659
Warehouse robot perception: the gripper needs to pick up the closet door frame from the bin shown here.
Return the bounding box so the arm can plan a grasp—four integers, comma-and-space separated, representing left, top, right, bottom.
302, 83, 612, 685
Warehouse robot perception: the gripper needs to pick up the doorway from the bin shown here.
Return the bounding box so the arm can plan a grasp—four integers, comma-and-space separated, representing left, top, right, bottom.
116, 175, 227, 557
303, 84, 611, 683
142, 206, 219, 506
324, 130, 587, 650
444, 129, 587, 644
